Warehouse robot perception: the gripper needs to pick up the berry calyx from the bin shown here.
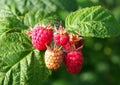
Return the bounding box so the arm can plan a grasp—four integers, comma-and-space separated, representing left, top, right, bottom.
26, 29, 32, 36
69, 34, 83, 48
64, 51, 83, 74
69, 34, 80, 44
45, 45, 63, 70
27, 24, 53, 50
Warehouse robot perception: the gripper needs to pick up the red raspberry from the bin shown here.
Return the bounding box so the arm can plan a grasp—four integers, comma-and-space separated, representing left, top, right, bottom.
64, 51, 83, 74
62, 42, 71, 51
54, 28, 69, 45
62, 34, 83, 51
28, 25, 53, 50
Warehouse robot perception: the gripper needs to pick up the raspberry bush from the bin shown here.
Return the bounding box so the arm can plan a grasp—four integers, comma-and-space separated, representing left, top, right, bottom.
0, 1, 120, 85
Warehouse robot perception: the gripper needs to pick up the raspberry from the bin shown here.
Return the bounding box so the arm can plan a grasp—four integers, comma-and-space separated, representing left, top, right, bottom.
29, 25, 53, 50
62, 34, 83, 51
45, 46, 63, 70
62, 42, 71, 51
54, 28, 69, 45
64, 51, 83, 74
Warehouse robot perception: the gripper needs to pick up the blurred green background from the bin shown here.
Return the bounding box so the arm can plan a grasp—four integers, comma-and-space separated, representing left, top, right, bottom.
0, 0, 120, 85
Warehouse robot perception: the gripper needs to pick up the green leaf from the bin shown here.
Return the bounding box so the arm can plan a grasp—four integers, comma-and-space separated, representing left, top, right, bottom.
0, 0, 57, 15
52, 0, 78, 11
65, 6, 120, 38
0, 9, 28, 34
24, 10, 57, 27
0, 32, 51, 85
0, 8, 51, 85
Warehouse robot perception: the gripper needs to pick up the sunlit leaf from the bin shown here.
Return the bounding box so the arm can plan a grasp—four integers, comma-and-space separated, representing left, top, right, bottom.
65, 6, 120, 38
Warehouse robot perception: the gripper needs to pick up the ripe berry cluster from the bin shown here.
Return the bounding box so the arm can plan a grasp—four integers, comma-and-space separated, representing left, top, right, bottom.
27, 22, 83, 74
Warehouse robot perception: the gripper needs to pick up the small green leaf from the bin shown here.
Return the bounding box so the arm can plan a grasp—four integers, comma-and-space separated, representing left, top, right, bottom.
0, 32, 51, 85
65, 6, 120, 38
